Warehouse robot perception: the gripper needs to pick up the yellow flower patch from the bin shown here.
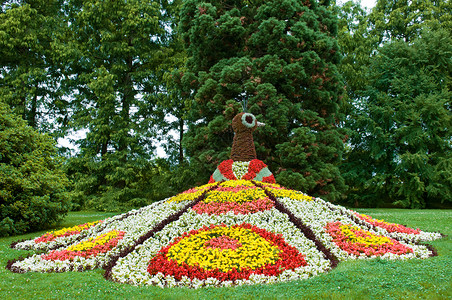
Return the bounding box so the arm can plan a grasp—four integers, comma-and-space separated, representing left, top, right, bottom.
339, 224, 393, 247
51, 220, 101, 238
219, 180, 256, 188
167, 183, 217, 203
270, 188, 314, 201
166, 225, 280, 272
203, 188, 268, 204
67, 230, 124, 252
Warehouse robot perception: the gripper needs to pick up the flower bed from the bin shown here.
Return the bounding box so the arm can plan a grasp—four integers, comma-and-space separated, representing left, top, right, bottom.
34, 220, 102, 244
192, 197, 274, 215
209, 160, 275, 183
7, 176, 443, 288
325, 222, 413, 256
42, 230, 126, 261
355, 213, 421, 235
147, 223, 307, 281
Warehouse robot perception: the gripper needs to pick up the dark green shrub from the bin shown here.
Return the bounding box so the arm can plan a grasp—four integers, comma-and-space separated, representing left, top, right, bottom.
0, 101, 70, 236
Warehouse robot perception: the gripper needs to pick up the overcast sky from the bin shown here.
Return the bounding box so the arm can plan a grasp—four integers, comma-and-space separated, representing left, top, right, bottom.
337, 0, 376, 9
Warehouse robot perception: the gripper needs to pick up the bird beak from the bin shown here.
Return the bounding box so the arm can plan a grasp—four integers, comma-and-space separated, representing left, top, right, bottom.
257, 121, 265, 127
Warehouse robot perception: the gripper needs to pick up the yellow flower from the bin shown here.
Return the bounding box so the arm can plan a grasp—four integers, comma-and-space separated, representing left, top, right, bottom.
67, 230, 123, 252
166, 226, 280, 272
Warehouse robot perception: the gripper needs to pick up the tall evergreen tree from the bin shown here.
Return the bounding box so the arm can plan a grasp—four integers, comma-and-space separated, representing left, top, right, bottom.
0, 0, 67, 132
337, 0, 452, 208
63, 0, 172, 210
179, 0, 346, 201
341, 28, 451, 208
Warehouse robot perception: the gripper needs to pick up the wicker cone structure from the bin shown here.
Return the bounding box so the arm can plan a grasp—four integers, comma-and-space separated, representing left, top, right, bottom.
7, 113, 443, 288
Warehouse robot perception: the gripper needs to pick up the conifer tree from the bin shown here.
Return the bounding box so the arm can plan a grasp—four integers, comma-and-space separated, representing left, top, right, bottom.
341, 28, 451, 208
338, 0, 451, 208
179, 0, 346, 201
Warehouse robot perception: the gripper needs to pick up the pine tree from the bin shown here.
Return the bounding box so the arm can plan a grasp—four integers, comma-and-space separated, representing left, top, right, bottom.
179, 0, 346, 201
341, 28, 451, 208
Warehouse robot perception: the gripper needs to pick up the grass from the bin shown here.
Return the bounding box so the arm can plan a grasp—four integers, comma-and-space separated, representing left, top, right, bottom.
1, 209, 451, 300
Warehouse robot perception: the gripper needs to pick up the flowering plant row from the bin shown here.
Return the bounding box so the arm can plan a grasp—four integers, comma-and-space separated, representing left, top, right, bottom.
167, 184, 216, 203
34, 220, 102, 244
203, 187, 268, 204
355, 213, 420, 235
325, 222, 413, 256
42, 230, 126, 261
192, 197, 274, 215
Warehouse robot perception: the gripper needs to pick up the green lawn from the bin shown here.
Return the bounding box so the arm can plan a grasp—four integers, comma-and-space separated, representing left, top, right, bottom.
1, 209, 450, 300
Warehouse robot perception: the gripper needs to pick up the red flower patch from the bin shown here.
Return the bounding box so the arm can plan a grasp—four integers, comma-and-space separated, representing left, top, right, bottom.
147, 223, 307, 282
325, 222, 413, 256
355, 213, 421, 235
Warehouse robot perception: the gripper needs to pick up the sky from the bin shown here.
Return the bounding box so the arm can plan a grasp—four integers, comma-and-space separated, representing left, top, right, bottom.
338, 0, 376, 9
57, 0, 378, 157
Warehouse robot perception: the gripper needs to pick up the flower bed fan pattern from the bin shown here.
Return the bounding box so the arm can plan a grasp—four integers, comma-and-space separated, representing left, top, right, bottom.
7, 113, 443, 288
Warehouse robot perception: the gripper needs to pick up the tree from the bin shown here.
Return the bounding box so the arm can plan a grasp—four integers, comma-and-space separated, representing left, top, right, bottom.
0, 0, 68, 132
62, 0, 172, 210
341, 28, 451, 208
337, 0, 452, 207
179, 0, 347, 201
0, 101, 70, 237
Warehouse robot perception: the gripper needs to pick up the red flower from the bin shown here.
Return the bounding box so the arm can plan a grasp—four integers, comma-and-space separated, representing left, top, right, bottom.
147, 223, 307, 282
355, 213, 420, 235
325, 222, 413, 256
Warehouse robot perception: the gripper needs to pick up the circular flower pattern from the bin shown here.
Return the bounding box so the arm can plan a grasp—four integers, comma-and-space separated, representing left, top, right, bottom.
325, 222, 413, 256
147, 223, 307, 281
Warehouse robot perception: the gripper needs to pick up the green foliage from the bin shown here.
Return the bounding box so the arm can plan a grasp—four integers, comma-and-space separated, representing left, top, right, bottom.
341, 28, 452, 208
337, 0, 452, 208
0, 0, 68, 132
180, 0, 347, 201
0, 101, 70, 237
60, 0, 175, 210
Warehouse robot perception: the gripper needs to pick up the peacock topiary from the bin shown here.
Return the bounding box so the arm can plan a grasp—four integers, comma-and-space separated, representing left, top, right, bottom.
7, 113, 443, 288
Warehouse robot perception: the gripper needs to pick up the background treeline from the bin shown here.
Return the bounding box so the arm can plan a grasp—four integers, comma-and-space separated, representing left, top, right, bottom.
0, 0, 450, 236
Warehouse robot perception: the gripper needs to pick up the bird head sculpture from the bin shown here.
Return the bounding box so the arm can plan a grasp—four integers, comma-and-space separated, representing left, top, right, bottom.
231, 112, 264, 162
